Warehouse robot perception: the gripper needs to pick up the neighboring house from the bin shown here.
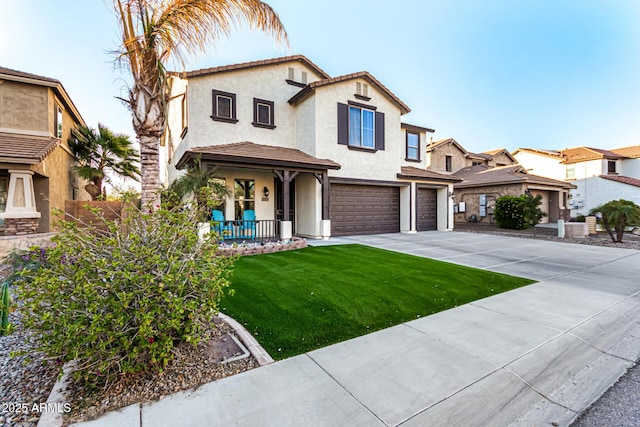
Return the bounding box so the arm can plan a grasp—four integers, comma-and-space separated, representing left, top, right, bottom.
514, 146, 640, 217
163, 55, 460, 239
425, 138, 517, 173
426, 140, 573, 224
452, 165, 575, 224
0, 67, 89, 234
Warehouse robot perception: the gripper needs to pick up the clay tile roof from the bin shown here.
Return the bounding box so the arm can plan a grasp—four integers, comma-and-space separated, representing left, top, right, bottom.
176, 141, 340, 170
482, 149, 503, 156
176, 55, 330, 79
512, 147, 562, 158
611, 145, 640, 158
398, 166, 463, 182
561, 147, 626, 163
289, 71, 411, 114
599, 175, 640, 188
453, 164, 575, 189
0, 66, 60, 84
0, 133, 59, 163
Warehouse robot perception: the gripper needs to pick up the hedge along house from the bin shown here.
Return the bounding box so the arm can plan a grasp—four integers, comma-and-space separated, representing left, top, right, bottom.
163, 55, 460, 239
0, 67, 89, 235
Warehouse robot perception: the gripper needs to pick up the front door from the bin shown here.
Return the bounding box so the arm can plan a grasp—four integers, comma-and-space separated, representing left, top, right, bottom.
274, 177, 296, 233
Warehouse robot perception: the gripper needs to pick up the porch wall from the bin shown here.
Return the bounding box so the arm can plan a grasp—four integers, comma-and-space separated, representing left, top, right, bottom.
295, 174, 321, 238
217, 168, 275, 221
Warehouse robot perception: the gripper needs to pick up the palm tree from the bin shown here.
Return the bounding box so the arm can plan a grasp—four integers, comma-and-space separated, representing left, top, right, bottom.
111, 0, 288, 208
69, 124, 141, 200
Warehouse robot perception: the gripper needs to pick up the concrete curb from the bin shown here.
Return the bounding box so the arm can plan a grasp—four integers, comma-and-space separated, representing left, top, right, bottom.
218, 312, 275, 366
37, 361, 75, 427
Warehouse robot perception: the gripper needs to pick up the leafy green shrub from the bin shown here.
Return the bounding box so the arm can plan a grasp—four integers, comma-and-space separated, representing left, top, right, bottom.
494, 194, 546, 230
575, 214, 586, 222
589, 199, 640, 242
15, 204, 236, 386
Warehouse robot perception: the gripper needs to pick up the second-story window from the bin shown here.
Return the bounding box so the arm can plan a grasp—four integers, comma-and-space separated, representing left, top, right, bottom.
445, 155, 452, 172
54, 105, 63, 138
566, 165, 575, 179
607, 160, 617, 174
211, 89, 238, 123
349, 105, 375, 148
406, 131, 420, 161
252, 98, 275, 129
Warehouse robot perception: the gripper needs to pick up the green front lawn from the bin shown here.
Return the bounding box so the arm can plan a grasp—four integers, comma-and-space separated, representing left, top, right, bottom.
221, 244, 534, 359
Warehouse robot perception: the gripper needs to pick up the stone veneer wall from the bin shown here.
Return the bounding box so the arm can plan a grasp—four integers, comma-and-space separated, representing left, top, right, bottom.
0, 232, 56, 259
3, 217, 40, 236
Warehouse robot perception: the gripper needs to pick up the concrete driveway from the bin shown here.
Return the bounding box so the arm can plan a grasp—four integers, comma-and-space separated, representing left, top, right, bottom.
74, 232, 640, 427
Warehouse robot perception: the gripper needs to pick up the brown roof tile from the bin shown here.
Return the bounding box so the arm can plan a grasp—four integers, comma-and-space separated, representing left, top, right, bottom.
611, 145, 640, 158
176, 141, 340, 171
398, 166, 462, 182
454, 165, 575, 189
0, 66, 60, 84
0, 133, 59, 163
512, 148, 562, 159
176, 55, 330, 79
561, 147, 625, 164
599, 174, 640, 188
289, 71, 411, 114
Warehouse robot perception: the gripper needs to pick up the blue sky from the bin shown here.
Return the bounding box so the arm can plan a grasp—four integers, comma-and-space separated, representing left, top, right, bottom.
2, 0, 639, 154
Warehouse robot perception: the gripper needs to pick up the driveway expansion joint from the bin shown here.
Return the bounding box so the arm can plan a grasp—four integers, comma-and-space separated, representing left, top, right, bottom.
503, 367, 578, 414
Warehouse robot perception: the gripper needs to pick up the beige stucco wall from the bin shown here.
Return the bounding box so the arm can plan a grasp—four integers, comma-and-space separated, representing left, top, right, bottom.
211, 167, 275, 222
513, 151, 565, 181
0, 80, 48, 133
427, 142, 467, 174
489, 152, 515, 167
295, 174, 321, 237
312, 78, 421, 181
294, 95, 317, 157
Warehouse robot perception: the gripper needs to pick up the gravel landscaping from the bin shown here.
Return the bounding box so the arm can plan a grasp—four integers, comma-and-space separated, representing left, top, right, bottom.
0, 264, 259, 426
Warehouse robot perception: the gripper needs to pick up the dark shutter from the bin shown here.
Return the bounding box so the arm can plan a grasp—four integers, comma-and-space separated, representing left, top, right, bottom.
375, 111, 385, 151
337, 103, 349, 145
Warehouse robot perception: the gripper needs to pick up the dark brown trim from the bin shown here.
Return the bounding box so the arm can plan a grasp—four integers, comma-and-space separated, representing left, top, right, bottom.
347, 100, 377, 111
397, 173, 461, 183
329, 177, 410, 187
180, 127, 188, 139
286, 79, 306, 88
410, 184, 413, 231
401, 123, 435, 133
348, 145, 377, 153
177, 152, 340, 172
354, 94, 371, 101
211, 89, 237, 123
405, 130, 420, 162
405, 158, 421, 163
252, 98, 275, 129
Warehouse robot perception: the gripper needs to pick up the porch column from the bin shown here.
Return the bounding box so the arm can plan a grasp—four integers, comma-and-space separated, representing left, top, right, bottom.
0, 170, 41, 235
321, 172, 331, 239
275, 170, 299, 240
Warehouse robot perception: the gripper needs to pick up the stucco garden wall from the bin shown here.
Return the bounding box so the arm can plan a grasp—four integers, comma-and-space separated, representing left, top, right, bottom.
454, 183, 524, 224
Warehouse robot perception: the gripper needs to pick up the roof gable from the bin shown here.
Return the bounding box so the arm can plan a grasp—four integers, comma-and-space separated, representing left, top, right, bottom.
288, 71, 410, 114
426, 138, 468, 155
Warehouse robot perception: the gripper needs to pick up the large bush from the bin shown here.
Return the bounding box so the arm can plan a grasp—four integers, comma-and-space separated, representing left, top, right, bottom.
494, 194, 545, 230
589, 199, 640, 242
15, 204, 235, 385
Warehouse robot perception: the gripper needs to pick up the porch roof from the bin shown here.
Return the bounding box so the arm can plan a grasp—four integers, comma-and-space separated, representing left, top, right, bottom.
176, 141, 341, 171
397, 166, 462, 182
0, 133, 59, 164
453, 165, 576, 189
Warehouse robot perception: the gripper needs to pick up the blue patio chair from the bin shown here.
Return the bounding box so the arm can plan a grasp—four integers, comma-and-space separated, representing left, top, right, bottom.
211, 210, 234, 239
239, 209, 257, 240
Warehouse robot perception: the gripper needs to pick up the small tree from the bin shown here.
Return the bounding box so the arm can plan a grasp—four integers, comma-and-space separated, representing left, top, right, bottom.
589, 199, 640, 242
494, 194, 545, 230
69, 124, 141, 200
15, 203, 236, 386
168, 158, 228, 221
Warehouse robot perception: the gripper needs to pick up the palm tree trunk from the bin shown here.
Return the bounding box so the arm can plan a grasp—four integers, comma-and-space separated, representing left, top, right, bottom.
139, 134, 162, 208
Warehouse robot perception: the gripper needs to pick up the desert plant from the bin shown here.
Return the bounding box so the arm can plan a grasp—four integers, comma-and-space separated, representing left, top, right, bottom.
0, 281, 11, 336
494, 194, 545, 230
15, 203, 236, 386
589, 199, 640, 242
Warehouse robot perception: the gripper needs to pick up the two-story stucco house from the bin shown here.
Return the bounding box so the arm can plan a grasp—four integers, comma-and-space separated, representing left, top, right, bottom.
0, 67, 89, 235
514, 146, 640, 217
163, 55, 460, 239
425, 139, 574, 224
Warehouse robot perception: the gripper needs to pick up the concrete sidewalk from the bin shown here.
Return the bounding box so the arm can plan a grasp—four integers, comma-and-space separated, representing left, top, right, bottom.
72, 232, 640, 427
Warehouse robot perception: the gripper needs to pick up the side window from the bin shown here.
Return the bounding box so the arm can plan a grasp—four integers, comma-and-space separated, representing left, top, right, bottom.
234, 179, 255, 220
54, 105, 63, 138
211, 89, 238, 123
252, 98, 275, 129
406, 131, 420, 161
445, 155, 452, 172
566, 165, 575, 180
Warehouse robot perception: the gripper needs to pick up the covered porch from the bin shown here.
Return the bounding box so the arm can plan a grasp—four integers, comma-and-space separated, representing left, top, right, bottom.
176, 142, 341, 241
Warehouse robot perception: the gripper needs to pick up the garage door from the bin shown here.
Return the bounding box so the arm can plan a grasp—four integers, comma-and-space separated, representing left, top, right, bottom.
330, 184, 400, 236
417, 188, 437, 231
